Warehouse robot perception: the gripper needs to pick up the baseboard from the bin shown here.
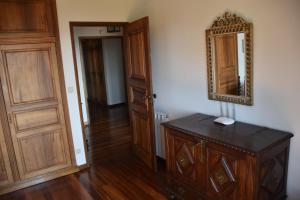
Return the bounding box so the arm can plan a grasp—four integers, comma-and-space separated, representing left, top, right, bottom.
0, 166, 79, 195
77, 163, 90, 171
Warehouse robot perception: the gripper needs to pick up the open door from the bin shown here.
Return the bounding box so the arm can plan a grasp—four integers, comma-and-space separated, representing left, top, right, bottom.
215, 33, 239, 95
124, 17, 156, 170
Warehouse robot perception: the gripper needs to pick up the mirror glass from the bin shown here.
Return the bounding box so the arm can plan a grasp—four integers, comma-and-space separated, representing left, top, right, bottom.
211, 33, 246, 96
206, 12, 253, 105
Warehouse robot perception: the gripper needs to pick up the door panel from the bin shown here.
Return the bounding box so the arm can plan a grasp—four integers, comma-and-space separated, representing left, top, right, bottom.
0, 43, 72, 180
81, 39, 107, 104
132, 111, 152, 166
130, 86, 148, 114
128, 31, 147, 79
125, 17, 156, 169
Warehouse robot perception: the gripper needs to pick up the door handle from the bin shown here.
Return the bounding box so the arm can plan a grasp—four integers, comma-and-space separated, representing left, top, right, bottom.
143, 95, 148, 100
143, 94, 157, 100
143, 95, 151, 100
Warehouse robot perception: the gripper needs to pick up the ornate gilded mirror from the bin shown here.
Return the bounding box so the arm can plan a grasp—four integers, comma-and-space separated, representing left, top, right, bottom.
206, 12, 253, 105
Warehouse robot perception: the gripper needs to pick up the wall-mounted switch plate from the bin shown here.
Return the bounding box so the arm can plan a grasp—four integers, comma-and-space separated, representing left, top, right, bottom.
75, 148, 81, 154
68, 86, 74, 93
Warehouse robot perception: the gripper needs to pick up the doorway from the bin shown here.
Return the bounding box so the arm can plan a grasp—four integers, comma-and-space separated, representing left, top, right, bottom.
70, 19, 157, 170
70, 24, 130, 162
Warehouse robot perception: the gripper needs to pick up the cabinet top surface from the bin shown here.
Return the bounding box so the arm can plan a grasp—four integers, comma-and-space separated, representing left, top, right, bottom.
163, 113, 293, 154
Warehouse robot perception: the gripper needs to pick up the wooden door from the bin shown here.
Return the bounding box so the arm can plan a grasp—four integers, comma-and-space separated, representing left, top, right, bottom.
0, 117, 14, 187
81, 38, 107, 105
124, 17, 156, 169
215, 33, 239, 95
0, 42, 72, 180
205, 143, 250, 199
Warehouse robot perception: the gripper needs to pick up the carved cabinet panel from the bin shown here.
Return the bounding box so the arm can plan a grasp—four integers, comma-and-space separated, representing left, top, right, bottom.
166, 130, 205, 191
258, 143, 290, 200
205, 143, 251, 199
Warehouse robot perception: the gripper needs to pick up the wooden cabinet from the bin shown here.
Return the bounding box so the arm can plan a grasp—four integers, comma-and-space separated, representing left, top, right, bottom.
0, 42, 72, 180
164, 114, 293, 200
0, 0, 76, 195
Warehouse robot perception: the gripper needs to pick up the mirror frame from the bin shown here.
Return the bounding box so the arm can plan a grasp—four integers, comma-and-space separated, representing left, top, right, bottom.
206, 12, 253, 105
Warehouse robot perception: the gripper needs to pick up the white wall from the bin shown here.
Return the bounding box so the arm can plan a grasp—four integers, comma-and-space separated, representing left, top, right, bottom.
102, 38, 126, 105
142, 0, 300, 199
56, 0, 300, 198
56, 0, 146, 166
73, 26, 123, 124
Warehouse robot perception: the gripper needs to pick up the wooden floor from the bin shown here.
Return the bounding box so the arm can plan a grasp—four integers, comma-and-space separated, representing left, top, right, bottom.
1, 103, 169, 200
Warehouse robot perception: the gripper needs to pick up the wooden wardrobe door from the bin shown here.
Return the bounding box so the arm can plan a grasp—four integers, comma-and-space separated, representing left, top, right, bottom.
0, 42, 72, 180
0, 118, 14, 187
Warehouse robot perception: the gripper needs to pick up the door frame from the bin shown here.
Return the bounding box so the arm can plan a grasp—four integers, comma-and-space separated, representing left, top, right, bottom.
69, 22, 128, 165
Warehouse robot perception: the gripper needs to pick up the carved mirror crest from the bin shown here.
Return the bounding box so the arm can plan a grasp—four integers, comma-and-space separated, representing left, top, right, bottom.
206, 12, 253, 105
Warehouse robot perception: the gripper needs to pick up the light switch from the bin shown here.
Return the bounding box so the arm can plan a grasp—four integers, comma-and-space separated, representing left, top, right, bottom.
75, 148, 81, 154
68, 86, 74, 93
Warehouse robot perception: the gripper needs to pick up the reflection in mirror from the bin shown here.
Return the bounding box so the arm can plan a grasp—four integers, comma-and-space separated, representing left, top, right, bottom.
212, 33, 245, 96
206, 12, 253, 105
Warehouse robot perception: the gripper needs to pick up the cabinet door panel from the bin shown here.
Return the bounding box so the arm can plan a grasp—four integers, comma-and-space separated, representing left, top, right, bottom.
14, 107, 59, 132
205, 143, 250, 199
5, 49, 55, 104
0, 43, 72, 180
0, 0, 48, 33
18, 131, 66, 178
0, 0, 55, 37
0, 119, 14, 187
166, 130, 204, 189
